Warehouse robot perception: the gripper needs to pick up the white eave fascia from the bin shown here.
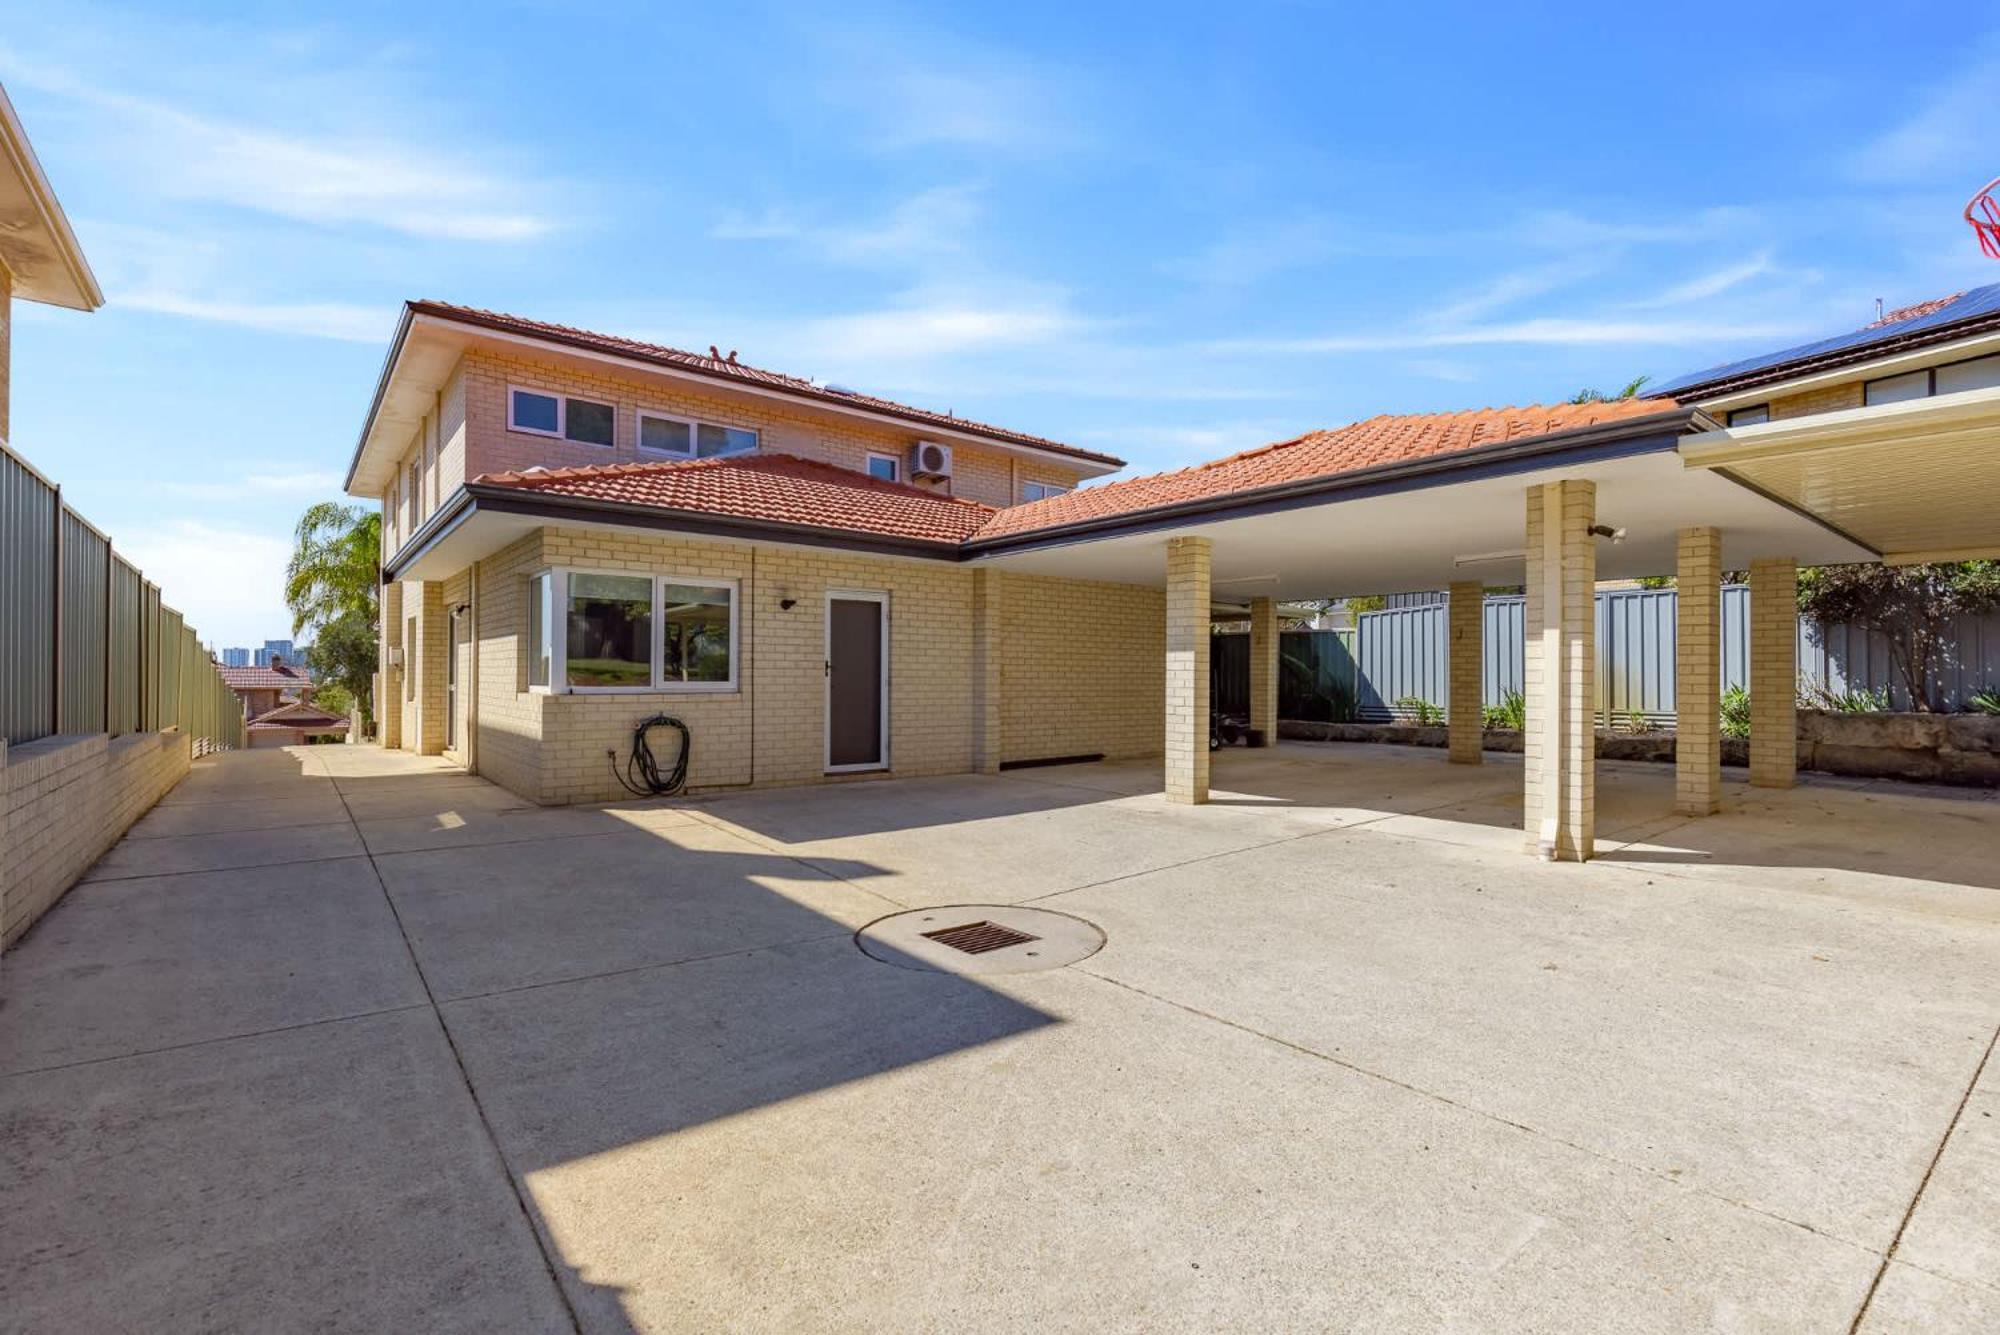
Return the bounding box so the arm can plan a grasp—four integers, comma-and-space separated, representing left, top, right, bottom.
0, 82, 103, 311
390, 310, 1123, 477
1680, 383, 2000, 468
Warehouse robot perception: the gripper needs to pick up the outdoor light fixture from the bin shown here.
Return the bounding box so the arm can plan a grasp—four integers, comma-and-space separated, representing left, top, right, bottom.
1452, 549, 1527, 567
1588, 524, 1627, 543
779, 597, 797, 610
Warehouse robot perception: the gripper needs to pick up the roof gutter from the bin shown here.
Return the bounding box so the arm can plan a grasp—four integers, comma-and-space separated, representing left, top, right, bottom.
964, 407, 1708, 556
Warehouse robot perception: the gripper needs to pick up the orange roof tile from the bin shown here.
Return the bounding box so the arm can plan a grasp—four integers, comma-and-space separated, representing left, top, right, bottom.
475, 453, 998, 546
971, 398, 1682, 540
219, 663, 312, 691
411, 300, 1123, 469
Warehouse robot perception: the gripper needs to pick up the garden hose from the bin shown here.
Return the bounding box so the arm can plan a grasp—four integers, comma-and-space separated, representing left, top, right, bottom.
611, 714, 691, 797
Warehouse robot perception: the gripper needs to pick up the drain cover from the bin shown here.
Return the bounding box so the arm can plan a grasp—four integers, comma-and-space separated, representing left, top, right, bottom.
857, 906, 1104, 974
922, 920, 1040, 955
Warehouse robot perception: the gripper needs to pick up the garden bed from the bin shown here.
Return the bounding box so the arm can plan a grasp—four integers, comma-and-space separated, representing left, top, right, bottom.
1276, 710, 2000, 787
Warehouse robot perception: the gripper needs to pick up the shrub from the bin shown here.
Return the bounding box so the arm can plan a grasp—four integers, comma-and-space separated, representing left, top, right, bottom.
1720, 685, 1752, 739
1798, 680, 1889, 713
1396, 696, 1444, 726
1969, 686, 2000, 716
1482, 688, 1526, 731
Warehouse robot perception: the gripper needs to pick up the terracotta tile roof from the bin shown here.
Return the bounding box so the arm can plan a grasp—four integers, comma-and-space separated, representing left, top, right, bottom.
409, 300, 1124, 469
248, 700, 348, 730
474, 453, 999, 545
219, 663, 312, 691
1863, 292, 1963, 330
971, 398, 1683, 540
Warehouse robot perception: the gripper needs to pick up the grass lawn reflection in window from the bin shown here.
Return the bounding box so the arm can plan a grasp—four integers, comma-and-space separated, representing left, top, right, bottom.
567, 573, 652, 687
663, 583, 733, 684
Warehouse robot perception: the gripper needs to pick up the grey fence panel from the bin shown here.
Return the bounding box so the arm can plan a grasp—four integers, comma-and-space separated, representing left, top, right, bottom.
1354, 604, 1447, 720
1596, 588, 1679, 723
108, 558, 141, 736
1481, 596, 1525, 705
2, 450, 59, 744
58, 510, 110, 736
1212, 629, 1359, 721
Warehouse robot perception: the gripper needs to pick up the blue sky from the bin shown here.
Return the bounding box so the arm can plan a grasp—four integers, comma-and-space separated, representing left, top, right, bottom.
5, 1, 1996, 645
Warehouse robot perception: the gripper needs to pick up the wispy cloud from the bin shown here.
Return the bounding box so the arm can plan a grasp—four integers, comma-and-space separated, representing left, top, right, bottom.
712, 185, 985, 266
1207, 315, 1810, 355
1426, 257, 1603, 326
163, 469, 347, 501
1627, 253, 1778, 308
114, 518, 294, 646
0, 52, 556, 241
121, 291, 386, 342
1505, 206, 1758, 250
1161, 217, 1343, 288
1847, 43, 2000, 185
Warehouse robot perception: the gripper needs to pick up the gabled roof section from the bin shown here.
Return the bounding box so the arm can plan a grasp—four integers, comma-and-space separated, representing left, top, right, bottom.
404, 301, 1124, 469
0, 81, 102, 310
1654, 283, 2000, 399
972, 399, 1685, 540
473, 453, 999, 546
219, 663, 313, 692
248, 700, 348, 729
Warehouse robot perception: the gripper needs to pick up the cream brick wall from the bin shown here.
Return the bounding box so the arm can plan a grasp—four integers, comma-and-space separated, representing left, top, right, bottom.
1523, 482, 1595, 860
1674, 527, 1722, 815
1447, 581, 1484, 764
1749, 557, 1799, 789
391, 525, 1167, 804
2, 731, 190, 949
1164, 536, 1212, 805
440, 569, 471, 759
1769, 382, 1864, 420
1247, 596, 1278, 745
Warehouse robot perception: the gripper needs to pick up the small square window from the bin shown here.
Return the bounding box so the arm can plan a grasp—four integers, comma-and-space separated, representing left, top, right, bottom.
1726, 405, 1770, 427
640, 413, 694, 455
564, 397, 615, 446
510, 389, 560, 435
695, 423, 758, 457
866, 453, 899, 482
1021, 481, 1069, 502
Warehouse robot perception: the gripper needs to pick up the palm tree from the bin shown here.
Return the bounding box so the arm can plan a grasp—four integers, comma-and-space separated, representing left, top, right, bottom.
1566, 374, 1651, 405
285, 502, 381, 732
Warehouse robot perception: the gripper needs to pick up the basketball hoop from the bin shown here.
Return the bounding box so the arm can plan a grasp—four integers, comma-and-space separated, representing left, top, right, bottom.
1968, 176, 2000, 259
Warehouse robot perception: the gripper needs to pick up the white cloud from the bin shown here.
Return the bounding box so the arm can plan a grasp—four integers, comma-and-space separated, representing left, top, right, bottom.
800, 296, 1089, 361
1506, 206, 1757, 250
1848, 46, 2000, 185
712, 185, 985, 266
1426, 257, 1603, 326
1208, 315, 1810, 355
163, 470, 347, 501
121, 291, 387, 342
115, 519, 293, 647
1627, 254, 1780, 309
0, 52, 555, 241
1162, 217, 1343, 288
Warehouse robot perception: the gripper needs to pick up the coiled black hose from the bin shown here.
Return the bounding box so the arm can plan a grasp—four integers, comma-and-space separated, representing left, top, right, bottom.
612, 714, 691, 797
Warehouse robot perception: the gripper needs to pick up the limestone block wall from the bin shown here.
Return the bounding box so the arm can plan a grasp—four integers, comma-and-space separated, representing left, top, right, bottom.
2, 730, 190, 949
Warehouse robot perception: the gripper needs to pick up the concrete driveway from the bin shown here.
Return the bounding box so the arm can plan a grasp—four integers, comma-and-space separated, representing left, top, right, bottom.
3, 742, 1997, 1332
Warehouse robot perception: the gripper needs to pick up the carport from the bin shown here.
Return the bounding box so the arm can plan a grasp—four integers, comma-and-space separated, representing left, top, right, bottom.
969, 392, 2000, 861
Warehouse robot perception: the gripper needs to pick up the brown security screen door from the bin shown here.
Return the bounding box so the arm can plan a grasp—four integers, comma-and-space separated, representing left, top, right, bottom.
827, 595, 886, 769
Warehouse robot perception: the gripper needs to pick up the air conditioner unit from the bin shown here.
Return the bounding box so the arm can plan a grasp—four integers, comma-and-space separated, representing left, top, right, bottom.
909, 440, 953, 480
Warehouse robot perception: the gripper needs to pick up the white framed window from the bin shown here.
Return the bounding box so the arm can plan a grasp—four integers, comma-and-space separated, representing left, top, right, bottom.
1021, 480, 1069, 502
1864, 369, 1931, 406
509, 386, 616, 446
1726, 404, 1769, 427
638, 409, 759, 459
865, 452, 899, 482
526, 568, 738, 694
1936, 353, 2000, 395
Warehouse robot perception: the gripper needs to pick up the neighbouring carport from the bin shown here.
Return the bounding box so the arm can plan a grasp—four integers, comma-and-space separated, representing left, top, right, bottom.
970, 392, 2000, 861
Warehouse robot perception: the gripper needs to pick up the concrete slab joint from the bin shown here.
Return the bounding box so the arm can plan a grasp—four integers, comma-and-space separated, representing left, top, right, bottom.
1448, 581, 1483, 765
1164, 536, 1212, 805
1522, 481, 1596, 861
1675, 527, 1723, 816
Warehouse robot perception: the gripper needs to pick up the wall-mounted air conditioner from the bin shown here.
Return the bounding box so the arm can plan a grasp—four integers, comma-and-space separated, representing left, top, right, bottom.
909, 440, 953, 480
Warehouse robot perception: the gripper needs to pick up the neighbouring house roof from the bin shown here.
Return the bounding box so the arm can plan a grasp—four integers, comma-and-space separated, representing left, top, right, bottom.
460, 400, 1691, 559
248, 700, 348, 731
1653, 282, 2000, 399
219, 663, 313, 692
475, 453, 999, 547
972, 399, 1685, 541
0, 82, 101, 310
405, 301, 1124, 470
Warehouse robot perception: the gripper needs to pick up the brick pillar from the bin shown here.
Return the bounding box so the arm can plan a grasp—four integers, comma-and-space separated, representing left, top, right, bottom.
1674, 527, 1722, 815
1749, 557, 1798, 788
1448, 581, 1484, 764
1247, 595, 1278, 746
415, 580, 446, 756
379, 580, 403, 750
1522, 481, 1596, 861
971, 568, 1003, 774
1165, 536, 1212, 805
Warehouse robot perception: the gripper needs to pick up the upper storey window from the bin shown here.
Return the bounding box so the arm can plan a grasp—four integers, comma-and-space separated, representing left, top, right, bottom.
1021, 480, 1070, 502
637, 410, 757, 459
510, 386, 615, 446
1863, 353, 2000, 407
1726, 405, 1769, 427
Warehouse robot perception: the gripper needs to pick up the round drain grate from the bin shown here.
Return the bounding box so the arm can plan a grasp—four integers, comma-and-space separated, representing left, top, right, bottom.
855, 905, 1105, 974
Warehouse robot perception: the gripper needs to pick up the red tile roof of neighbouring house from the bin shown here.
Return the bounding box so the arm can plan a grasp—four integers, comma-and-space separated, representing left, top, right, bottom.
219, 663, 313, 691
474, 453, 1001, 545
971, 398, 1685, 540
248, 701, 348, 730
469, 399, 1688, 553
408, 300, 1125, 469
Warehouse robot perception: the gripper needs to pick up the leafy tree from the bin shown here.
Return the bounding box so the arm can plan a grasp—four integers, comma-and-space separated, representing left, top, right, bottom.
1795, 562, 2000, 712
1567, 374, 1651, 405
286, 503, 380, 732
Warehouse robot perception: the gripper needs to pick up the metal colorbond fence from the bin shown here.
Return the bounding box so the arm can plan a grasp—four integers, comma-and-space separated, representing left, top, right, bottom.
1, 443, 244, 751
1213, 588, 2000, 723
